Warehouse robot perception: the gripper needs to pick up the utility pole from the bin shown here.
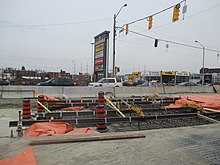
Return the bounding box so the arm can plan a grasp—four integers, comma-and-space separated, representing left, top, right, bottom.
112, 4, 127, 77
195, 40, 205, 86
72, 60, 76, 75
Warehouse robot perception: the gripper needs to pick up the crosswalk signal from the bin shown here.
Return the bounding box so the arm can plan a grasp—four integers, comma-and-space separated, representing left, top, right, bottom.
125, 24, 129, 35
148, 16, 153, 30
172, 4, 181, 22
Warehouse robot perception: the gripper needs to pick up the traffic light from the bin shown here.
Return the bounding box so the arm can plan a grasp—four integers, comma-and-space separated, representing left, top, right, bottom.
154, 39, 159, 47
172, 4, 180, 22
125, 24, 129, 35
148, 16, 153, 30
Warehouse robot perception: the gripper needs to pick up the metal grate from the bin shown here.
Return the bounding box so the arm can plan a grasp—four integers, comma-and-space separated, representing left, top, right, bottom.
171, 134, 220, 164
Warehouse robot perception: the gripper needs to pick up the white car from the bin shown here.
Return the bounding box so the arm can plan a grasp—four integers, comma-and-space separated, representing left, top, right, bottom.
88, 78, 123, 87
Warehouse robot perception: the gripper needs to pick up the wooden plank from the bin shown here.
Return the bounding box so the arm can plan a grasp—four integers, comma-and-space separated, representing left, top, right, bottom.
204, 108, 220, 113
197, 113, 220, 123
29, 133, 145, 146
213, 85, 220, 93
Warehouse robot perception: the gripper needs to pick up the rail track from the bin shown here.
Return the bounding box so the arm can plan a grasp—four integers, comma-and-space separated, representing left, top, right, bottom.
9, 96, 219, 133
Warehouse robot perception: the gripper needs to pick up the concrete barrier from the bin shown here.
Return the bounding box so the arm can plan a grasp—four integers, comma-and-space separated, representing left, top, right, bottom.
63, 86, 114, 98
164, 86, 191, 94
0, 85, 216, 99
0, 86, 35, 98
114, 86, 165, 98
191, 86, 215, 93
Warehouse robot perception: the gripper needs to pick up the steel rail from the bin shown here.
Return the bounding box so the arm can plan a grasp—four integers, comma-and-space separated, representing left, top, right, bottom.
35, 108, 197, 118
9, 113, 198, 127
36, 108, 196, 119
46, 97, 178, 104
47, 100, 176, 110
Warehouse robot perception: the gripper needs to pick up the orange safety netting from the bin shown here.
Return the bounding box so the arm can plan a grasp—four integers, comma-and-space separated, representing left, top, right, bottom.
61, 106, 85, 111
0, 147, 37, 165
44, 95, 58, 101
65, 128, 100, 135
22, 122, 99, 138
165, 95, 220, 110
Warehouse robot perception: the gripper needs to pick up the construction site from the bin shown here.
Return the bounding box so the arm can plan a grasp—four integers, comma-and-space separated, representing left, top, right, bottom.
0, 86, 220, 165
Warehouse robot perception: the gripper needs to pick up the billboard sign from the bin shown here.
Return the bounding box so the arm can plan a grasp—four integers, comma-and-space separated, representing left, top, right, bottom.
94, 31, 110, 81
162, 71, 175, 76
176, 71, 190, 76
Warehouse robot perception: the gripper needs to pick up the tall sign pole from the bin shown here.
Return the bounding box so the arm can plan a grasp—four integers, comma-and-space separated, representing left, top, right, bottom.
94, 31, 110, 82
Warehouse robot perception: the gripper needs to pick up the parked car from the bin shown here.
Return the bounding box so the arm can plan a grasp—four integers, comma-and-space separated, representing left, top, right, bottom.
88, 78, 123, 87
178, 82, 198, 86
0, 78, 10, 85
137, 81, 149, 87
123, 81, 137, 86
137, 80, 162, 87
123, 79, 146, 87
37, 77, 76, 86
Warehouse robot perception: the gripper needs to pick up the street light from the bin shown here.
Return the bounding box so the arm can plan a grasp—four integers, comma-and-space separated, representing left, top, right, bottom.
72, 60, 76, 75
195, 40, 205, 86
112, 4, 127, 77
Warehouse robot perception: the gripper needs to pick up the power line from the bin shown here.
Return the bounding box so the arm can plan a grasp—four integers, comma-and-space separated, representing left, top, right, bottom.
0, 18, 112, 28
187, 3, 220, 19
117, 38, 210, 59
128, 29, 220, 53
152, 3, 220, 30
122, 0, 186, 27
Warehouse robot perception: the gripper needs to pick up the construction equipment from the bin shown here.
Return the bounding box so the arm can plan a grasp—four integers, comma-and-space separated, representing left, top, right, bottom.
121, 99, 145, 117
181, 103, 205, 113
143, 95, 156, 101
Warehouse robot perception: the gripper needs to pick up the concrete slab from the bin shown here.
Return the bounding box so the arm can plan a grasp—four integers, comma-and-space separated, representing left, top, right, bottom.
0, 120, 219, 164
0, 98, 220, 165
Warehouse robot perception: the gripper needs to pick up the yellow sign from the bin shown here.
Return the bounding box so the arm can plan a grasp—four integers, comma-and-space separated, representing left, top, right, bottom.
132, 72, 141, 77
176, 72, 190, 76
128, 75, 133, 82
162, 71, 175, 76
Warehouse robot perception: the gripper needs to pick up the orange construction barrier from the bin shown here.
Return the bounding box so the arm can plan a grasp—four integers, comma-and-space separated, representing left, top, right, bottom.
96, 91, 108, 132
97, 91, 105, 105
37, 95, 45, 114
22, 99, 31, 119
0, 147, 37, 165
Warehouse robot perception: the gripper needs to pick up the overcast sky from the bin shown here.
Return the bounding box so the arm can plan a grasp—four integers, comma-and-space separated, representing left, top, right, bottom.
0, 0, 220, 75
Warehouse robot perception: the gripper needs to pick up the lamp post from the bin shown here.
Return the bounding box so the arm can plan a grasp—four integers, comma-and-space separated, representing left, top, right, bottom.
112, 4, 127, 77
72, 60, 76, 75
195, 40, 205, 86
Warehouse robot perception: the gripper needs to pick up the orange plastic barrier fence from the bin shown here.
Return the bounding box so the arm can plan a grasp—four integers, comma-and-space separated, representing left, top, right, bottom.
22, 122, 99, 138
0, 147, 37, 165
165, 95, 220, 110
44, 95, 58, 101
61, 106, 85, 111
66, 128, 100, 135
